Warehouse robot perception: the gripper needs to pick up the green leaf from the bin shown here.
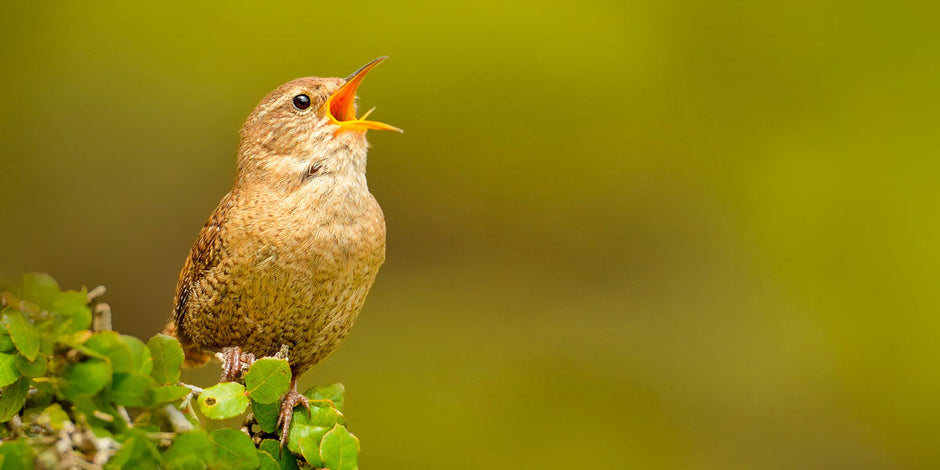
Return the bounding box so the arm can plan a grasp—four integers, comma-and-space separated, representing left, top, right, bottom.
89, 424, 113, 439
108, 372, 153, 407
164, 430, 213, 467
16, 300, 40, 315
21, 273, 59, 309
104, 435, 161, 470
0, 353, 19, 388
38, 335, 54, 356
122, 335, 153, 376
287, 422, 329, 459
51, 290, 92, 333
260, 439, 300, 470
164, 456, 207, 470
319, 424, 360, 470
0, 378, 30, 422
58, 329, 93, 348
258, 439, 280, 457
147, 334, 183, 385
252, 399, 280, 434
297, 432, 325, 467
61, 359, 112, 401
0, 439, 34, 470
304, 383, 345, 411
2, 310, 39, 360
94, 397, 128, 433
29, 373, 54, 397
149, 384, 190, 404
298, 402, 345, 428
209, 428, 260, 470
14, 352, 46, 378
40, 403, 70, 431
0, 330, 15, 353
257, 451, 280, 470
245, 358, 291, 404
317, 404, 346, 427
198, 382, 249, 419
71, 396, 123, 434
163, 456, 205, 470
84, 332, 134, 373
287, 405, 340, 459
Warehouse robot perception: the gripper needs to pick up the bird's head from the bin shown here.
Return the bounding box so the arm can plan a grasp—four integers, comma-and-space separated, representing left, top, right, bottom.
235, 57, 400, 191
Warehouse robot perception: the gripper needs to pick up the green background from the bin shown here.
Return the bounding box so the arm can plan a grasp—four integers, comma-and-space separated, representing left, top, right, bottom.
1, 1, 937, 468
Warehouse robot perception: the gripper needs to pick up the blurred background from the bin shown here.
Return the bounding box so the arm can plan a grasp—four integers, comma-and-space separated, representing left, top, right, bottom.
1, 1, 938, 468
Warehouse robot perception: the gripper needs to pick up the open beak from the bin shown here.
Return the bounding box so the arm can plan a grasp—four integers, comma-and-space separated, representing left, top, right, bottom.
323, 56, 402, 134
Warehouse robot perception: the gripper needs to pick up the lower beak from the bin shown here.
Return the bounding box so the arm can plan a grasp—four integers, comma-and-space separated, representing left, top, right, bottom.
323, 56, 402, 133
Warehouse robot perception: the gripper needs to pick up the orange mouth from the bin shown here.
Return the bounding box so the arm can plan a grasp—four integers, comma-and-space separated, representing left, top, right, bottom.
323, 56, 402, 134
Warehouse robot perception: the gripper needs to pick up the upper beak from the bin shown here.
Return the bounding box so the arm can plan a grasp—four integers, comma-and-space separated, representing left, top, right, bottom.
323, 56, 402, 134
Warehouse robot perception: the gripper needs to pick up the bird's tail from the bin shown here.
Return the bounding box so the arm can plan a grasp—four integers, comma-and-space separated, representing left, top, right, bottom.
161, 321, 213, 368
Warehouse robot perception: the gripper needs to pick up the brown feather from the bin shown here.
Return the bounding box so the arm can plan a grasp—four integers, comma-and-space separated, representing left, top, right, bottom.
167, 75, 388, 375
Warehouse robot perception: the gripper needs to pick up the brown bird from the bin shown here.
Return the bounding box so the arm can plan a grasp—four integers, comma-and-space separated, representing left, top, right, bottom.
167, 57, 400, 440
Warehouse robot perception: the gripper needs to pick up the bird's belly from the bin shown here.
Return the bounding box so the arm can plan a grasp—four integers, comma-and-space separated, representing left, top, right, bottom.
198, 214, 385, 371
242, 267, 377, 370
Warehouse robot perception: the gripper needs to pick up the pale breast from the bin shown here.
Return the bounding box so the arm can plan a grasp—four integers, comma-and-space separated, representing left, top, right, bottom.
216, 183, 386, 370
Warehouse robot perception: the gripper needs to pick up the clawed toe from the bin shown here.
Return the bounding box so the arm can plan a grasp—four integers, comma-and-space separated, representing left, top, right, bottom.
219, 346, 256, 382
277, 379, 309, 446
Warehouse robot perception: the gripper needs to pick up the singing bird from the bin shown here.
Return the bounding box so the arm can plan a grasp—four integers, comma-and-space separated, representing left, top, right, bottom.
167, 57, 400, 439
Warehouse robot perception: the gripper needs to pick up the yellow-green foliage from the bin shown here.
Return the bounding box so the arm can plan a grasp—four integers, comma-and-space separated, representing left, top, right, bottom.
0, 274, 358, 470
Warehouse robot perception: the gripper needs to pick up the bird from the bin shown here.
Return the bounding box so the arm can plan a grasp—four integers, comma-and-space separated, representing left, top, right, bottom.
165, 57, 400, 441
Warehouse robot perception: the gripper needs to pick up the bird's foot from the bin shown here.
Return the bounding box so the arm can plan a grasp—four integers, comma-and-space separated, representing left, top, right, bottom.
277, 379, 309, 446
218, 346, 256, 382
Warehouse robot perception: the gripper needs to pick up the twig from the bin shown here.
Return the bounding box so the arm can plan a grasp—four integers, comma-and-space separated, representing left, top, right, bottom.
180, 383, 204, 396
161, 404, 194, 433
92, 303, 112, 332
92, 434, 121, 467
178, 383, 204, 426
8, 415, 24, 437
115, 405, 132, 428
86, 285, 106, 303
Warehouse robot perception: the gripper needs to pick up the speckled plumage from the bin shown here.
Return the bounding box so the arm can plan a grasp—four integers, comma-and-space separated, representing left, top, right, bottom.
171, 72, 388, 376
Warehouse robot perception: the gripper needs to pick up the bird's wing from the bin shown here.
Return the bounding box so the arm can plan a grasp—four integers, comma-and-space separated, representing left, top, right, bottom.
171, 192, 236, 347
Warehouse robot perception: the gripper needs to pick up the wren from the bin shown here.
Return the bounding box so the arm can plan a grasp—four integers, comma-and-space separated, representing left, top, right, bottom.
168, 57, 400, 441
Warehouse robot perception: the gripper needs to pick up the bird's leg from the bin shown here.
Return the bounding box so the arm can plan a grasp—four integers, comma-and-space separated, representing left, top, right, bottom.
218, 346, 256, 382
220, 347, 240, 382
277, 377, 310, 446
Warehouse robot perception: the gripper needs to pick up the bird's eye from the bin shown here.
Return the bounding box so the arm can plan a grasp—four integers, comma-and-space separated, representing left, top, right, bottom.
292, 94, 311, 110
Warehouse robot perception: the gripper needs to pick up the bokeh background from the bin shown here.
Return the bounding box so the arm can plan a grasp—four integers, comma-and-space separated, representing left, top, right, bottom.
1, 1, 938, 468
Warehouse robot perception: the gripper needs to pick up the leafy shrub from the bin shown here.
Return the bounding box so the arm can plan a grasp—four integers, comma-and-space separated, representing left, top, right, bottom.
0, 274, 360, 469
